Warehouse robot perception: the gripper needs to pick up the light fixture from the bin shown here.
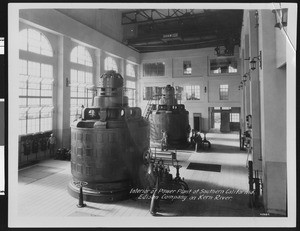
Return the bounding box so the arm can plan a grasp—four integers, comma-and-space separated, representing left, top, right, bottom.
243, 71, 251, 81
238, 82, 244, 90
255, 10, 259, 28
250, 51, 262, 70
272, 8, 288, 29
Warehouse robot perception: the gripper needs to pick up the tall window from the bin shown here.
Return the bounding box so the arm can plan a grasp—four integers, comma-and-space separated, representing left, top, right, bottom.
219, 84, 229, 100
104, 56, 118, 72
70, 45, 94, 124
125, 80, 136, 107
126, 63, 136, 77
19, 29, 54, 135
185, 85, 200, 100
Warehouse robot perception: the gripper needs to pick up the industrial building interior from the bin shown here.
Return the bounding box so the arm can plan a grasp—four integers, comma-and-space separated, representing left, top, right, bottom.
8, 4, 296, 228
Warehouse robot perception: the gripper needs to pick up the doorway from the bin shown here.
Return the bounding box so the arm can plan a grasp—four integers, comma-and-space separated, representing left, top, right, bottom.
193, 113, 202, 132
210, 107, 241, 132
213, 112, 221, 129
220, 110, 230, 132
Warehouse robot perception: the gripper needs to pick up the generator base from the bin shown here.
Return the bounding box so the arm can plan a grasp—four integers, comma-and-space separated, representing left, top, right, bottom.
68, 180, 131, 203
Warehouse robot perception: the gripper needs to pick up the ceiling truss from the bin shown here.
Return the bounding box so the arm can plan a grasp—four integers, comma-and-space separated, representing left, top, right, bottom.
122, 9, 201, 25
122, 9, 243, 53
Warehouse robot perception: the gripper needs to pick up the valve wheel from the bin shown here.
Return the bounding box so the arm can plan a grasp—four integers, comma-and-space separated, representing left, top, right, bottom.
143, 150, 151, 164
73, 181, 88, 188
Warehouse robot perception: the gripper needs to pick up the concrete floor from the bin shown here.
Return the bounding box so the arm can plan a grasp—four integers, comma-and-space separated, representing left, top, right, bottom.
16, 132, 269, 227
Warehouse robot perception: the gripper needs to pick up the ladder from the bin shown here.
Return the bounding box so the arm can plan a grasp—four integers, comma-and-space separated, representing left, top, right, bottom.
143, 94, 162, 119
143, 99, 153, 119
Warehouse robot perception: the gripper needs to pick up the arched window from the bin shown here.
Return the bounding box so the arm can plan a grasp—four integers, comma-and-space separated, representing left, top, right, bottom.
126, 63, 136, 77
104, 56, 118, 72
70, 45, 93, 67
70, 45, 94, 124
20, 28, 53, 57
19, 28, 54, 135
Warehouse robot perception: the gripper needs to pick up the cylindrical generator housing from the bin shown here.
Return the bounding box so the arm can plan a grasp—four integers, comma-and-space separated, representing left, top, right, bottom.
68, 71, 150, 203
149, 85, 190, 147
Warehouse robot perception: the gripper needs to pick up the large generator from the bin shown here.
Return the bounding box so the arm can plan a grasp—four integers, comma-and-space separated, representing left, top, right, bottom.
68, 70, 150, 203
147, 85, 190, 148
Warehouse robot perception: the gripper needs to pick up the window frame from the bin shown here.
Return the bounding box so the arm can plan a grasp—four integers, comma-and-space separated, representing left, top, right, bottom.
69, 45, 94, 125
19, 28, 54, 135
126, 63, 136, 78
20, 28, 53, 57
183, 60, 192, 75
125, 80, 136, 107
142, 86, 162, 100
230, 113, 240, 122
143, 86, 153, 100
208, 56, 238, 76
219, 84, 229, 100
142, 62, 165, 77
185, 85, 200, 101
104, 56, 118, 72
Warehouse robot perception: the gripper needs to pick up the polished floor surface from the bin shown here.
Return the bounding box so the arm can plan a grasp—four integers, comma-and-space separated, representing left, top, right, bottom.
17, 132, 265, 218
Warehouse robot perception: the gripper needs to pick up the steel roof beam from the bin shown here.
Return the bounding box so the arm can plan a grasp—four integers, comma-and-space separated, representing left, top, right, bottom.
121, 9, 202, 25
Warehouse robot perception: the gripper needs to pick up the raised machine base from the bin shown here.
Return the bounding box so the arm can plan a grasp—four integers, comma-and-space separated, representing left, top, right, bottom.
68, 180, 131, 203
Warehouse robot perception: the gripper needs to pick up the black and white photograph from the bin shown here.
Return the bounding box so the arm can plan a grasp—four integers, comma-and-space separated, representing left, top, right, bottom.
7, 2, 297, 228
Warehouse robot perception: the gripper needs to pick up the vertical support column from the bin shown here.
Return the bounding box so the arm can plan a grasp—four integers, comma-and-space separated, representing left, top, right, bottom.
120, 59, 126, 96
204, 77, 209, 103
56, 36, 71, 149
239, 48, 245, 134
93, 49, 101, 106
99, 50, 105, 77
243, 33, 250, 133
205, 79, 209, 131
136, 63, 141, 107
258, 10, 287, 215
249, 10, 262, 172
245, 80, 251, 119
95, 49, 101, 84
243, 32, 251, 121
120, 58, 125, 77
241, 84, 246, 132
